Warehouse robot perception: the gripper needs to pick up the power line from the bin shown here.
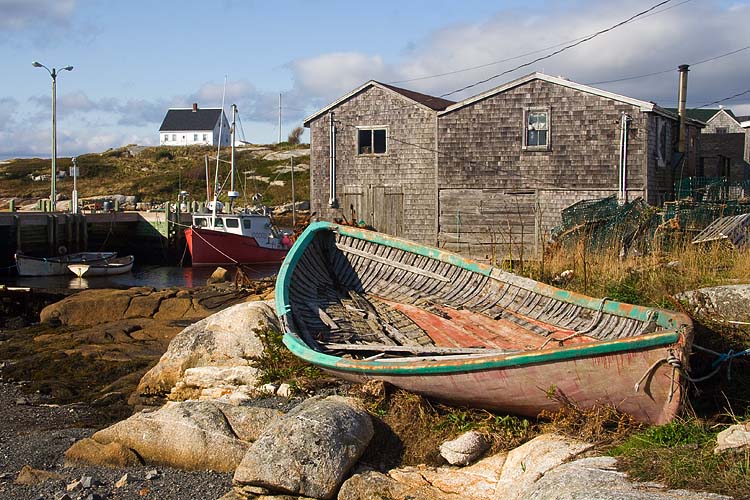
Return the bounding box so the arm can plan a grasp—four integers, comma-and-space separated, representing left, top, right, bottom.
390, 0, 693, 86
695, 88, 750, 109
440, 0, 675, 98
587, 45, 750, 85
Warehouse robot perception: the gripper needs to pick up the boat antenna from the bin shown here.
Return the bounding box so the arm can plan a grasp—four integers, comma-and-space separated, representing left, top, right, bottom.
212, 75, 227, 224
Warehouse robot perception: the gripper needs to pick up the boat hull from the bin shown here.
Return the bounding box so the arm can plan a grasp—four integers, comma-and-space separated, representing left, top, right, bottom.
320, 341, 680, 424
276, 222, 693, 424
185, 227, 288, 266
16, 252, 117, 276
68, 255, 134, 277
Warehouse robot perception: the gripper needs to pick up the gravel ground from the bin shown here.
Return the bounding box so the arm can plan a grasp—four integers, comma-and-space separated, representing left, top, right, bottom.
0, 382, 233, 500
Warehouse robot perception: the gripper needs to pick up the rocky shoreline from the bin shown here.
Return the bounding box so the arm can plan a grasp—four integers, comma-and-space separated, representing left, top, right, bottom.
1, 282, 747, 499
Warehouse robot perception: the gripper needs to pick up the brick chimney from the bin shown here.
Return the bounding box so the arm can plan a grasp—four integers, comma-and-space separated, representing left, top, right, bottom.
192, 103, 198, 112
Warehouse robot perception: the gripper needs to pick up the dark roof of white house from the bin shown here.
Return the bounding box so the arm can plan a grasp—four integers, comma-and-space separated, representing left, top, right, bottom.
159, 108, 224, 132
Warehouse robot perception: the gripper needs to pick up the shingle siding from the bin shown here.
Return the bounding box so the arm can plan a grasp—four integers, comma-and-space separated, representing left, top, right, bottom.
307, 76, 701, 262
437, 79, 657, 258
308, 85, 438, 244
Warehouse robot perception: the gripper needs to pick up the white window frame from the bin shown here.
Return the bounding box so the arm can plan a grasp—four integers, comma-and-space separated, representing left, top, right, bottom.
522, 108, 551, 151
356, 126, 388, 155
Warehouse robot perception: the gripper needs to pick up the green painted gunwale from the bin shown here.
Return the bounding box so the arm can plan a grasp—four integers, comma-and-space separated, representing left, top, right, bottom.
275, 222, 690, 375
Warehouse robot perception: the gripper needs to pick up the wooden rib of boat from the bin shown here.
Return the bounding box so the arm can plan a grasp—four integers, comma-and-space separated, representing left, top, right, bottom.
68, 255, 135, 277
275, 222, 694, 424
15, 252, 117, 277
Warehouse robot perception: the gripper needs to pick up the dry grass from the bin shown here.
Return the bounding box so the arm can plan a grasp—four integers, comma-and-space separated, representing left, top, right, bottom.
0, 144, 310, 207
352, 382, 538, 467
525, 238, 750, 308
539, 389, 645, 448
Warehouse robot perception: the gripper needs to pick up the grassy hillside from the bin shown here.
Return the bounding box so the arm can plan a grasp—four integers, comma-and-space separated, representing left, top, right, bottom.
0, 143, 310, 208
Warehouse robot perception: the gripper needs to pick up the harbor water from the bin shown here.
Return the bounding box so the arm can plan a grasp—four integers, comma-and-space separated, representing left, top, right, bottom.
0, 263, 281, 291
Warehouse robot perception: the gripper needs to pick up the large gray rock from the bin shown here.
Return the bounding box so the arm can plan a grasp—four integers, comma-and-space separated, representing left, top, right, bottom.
526, 456, 731, 499
496, 433, 593, 500
86, 400, 251, 472
388, 453, 507, 500
338, 470, 463, 500
136, 300, 279, 399
678, 284, 750, 321
233, 396, 374, 499
715, 422, 750, 454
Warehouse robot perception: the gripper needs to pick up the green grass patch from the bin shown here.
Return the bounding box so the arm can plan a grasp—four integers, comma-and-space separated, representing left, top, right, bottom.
610, 419, 750, 498
249, 325, 324, 394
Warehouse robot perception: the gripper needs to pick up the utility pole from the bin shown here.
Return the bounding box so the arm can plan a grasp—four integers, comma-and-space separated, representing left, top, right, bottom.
291, 156, 296, 227
32, 61, 73, 211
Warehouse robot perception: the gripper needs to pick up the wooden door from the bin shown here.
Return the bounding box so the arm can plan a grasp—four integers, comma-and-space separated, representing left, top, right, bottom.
369, 185, 403, 237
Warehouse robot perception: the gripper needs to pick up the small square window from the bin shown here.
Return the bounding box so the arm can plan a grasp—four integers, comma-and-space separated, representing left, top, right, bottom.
358, 128, 387, 154
194, 133, 198, 141
172, 134, 176, 141
716, 127, 728, 134
225, 218, 239, 228
243, 219, 252, 229
203, 134, 207, 141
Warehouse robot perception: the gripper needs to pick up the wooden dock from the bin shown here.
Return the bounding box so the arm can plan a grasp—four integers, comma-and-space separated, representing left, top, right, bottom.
0, 209, 192, 268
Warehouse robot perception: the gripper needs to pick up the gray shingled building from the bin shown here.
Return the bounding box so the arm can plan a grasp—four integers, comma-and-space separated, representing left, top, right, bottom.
305, 73, 703, 260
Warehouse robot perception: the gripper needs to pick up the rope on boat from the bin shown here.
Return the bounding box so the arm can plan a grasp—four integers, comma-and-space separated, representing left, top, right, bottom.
189, 228, 239, 265
634, 349, 681, 402
634, 343, 750, 401
690, 343, 750, 382
539, 296, 611, 349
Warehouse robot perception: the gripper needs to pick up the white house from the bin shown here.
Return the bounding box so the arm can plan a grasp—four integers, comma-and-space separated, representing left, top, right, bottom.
158, 103, 230, 147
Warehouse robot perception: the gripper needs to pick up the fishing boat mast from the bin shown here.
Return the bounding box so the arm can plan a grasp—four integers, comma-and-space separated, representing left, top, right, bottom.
228, 104, 239, 212
211, 77, 228, 225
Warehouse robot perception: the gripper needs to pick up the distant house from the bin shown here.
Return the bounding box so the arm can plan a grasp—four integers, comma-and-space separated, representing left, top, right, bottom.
158, 103, 230, 147
305, 72, 703, 259
675, 107, 750, 182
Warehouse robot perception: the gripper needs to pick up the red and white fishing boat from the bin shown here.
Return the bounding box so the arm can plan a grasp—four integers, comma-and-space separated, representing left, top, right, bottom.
184, 99, 292, 266
185, 211, 291, 266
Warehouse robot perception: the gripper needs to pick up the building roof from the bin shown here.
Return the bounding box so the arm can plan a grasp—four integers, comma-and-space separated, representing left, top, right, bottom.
439, 72, 680, 120
664, 107, 737, 124
159, 108, 224, 132
303, 81, 454, 126
379, 83, 455, 111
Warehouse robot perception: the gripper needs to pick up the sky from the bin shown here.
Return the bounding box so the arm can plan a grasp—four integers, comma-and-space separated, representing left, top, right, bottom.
1, 0, 749, 159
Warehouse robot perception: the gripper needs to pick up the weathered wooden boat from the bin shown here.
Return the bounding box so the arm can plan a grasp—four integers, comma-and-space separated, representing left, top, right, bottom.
15, 251, 117, 277
275, 222, 694, 424
68, 254, 135, 277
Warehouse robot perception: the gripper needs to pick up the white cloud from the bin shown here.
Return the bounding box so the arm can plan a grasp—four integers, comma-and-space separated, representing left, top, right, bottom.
289, 52, 391, 101
287, 0, 750, 110
0, 0, 77, 30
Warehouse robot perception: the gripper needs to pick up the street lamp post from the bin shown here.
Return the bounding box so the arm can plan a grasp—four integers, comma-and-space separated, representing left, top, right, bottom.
32, 61, 73, 211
